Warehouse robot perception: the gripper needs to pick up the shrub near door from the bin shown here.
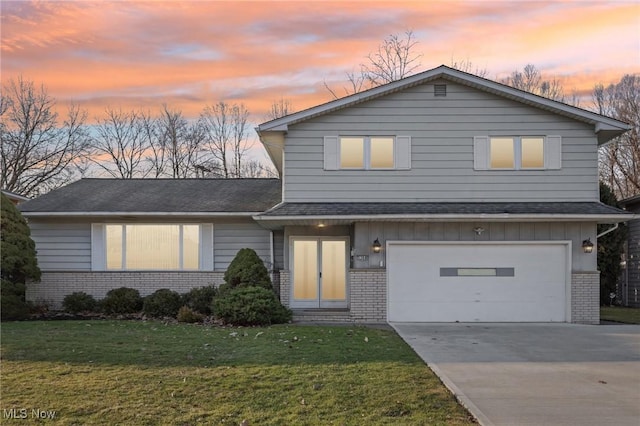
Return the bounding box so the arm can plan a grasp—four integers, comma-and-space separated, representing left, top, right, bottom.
214, 248, 291, 325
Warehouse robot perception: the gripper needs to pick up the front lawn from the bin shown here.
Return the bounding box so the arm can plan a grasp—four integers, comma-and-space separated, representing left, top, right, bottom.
1, 321, 475, 425
601, 306, 640, 324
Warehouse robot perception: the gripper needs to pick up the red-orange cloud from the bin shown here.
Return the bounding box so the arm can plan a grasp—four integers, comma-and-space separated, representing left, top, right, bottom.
2, 0, 638, 123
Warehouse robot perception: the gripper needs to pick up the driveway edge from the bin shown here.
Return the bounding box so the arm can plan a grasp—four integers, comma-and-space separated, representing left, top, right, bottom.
390, 324, 493, 426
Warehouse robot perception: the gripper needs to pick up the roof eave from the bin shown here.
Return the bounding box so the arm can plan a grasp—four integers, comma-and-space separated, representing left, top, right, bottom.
253, 213, 635, 224
22, 211, 263, 218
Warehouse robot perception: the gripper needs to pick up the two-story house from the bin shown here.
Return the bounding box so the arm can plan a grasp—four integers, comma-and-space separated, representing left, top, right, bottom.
20, 66, 633, 324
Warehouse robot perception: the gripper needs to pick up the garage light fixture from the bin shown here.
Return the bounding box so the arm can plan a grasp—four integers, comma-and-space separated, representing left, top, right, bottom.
582, 238, 594, 254
372, 238, 382, 253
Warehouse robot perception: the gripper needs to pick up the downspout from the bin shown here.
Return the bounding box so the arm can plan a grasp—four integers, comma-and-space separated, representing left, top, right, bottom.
596, 223, 619, 239
270, 230, 275, 272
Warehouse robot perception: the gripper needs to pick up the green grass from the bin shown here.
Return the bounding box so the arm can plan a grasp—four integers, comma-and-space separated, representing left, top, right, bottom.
1, 321, 475, 425
601, 306, 640, 324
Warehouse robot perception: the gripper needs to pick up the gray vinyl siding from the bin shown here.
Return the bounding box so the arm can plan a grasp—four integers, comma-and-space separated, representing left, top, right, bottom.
29, 219, 272, 272
29, 220, 92, 271
353, 221, 597, 273
283, 80, 599, 202
214, 222, 271, 270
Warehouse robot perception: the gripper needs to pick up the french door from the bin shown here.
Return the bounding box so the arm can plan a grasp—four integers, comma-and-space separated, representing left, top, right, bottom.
291, 238, 348, 308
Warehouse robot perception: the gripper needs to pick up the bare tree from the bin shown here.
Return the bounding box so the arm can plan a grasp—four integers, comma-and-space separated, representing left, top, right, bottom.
325, 30, 422, 98
152, 104, 206, 178
200, 101, 251, 178
364, 30, 422, 87
595, 74, 640, 198
0, 76, 89, 196
268, 98, 294, 120
240, 159, 278, 178
502, 64, 566, 101
450, 57, 488, 77
89, 107, 150, 178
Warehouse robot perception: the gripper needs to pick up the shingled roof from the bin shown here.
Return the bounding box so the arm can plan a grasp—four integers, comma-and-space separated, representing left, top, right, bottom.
19, 178, 282, 215
258, 202, 629, 217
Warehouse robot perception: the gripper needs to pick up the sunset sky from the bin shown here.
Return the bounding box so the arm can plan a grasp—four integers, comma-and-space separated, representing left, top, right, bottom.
2, 1, 639, 132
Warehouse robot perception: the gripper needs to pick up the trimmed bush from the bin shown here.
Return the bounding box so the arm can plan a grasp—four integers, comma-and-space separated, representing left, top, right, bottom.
181, 285, 217, 315
143, 289, 182, 318
177, 306, 204, 323
101, 287, 143, 314
213, 286, 292, 326
223, 248, 272, 290
63, 292, 98, 313
1, 279, 30, 321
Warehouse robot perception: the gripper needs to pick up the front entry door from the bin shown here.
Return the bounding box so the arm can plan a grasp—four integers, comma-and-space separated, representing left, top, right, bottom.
291, 238, 348, 308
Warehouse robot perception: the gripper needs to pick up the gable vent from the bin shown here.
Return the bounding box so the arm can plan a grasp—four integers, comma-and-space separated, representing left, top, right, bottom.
434, 84, 447, 97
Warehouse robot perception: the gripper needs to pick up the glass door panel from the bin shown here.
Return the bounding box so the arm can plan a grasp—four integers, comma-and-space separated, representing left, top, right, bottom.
292, 240, 318, 305
291, 238, 348, 309
321, 240, 346, 302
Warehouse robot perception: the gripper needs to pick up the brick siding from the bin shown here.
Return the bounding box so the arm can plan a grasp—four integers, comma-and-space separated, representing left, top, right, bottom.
280, 269, 386, 323
349, 269, 386, 322
571, 272, 600, 324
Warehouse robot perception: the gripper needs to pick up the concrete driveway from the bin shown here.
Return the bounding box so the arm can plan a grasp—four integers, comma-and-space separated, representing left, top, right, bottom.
392, 323, 640, 426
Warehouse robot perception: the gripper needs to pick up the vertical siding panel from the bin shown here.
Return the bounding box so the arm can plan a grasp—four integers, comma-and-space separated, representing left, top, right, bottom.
490, 223, 506, 240
534, 223, 550, 240
414, 222, 428, 239
519, 223, 535, 240
505, 223, 520, 240
430, 223, 445, 240
444, 223, 460, 241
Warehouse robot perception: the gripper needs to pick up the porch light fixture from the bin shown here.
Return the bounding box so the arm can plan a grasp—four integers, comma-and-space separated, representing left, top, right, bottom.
582, 238, 594, 254
372, 238, 382, 253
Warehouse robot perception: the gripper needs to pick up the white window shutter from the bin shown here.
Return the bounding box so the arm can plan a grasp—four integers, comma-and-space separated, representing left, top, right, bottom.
91, 223, 105, 271
473, 136, 490, 170
395, 136, 412, 170
200, 224, 214, 271
545, 135, 562, 170
323, 136, 339, 170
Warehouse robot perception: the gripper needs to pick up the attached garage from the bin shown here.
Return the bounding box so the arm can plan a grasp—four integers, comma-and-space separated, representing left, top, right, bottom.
387, 242, 571, 322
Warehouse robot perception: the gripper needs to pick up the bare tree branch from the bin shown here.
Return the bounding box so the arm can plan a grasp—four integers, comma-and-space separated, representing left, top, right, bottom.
595, 74, 640, 199
89, 107, 150, 178
0, 76, 89, 196
324, 30, 422, 98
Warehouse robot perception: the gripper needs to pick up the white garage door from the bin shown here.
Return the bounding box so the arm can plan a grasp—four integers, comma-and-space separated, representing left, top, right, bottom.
387, 242, 570, 322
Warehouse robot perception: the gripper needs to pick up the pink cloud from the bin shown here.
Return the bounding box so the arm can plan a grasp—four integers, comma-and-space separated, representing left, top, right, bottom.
1, 0, 637, 123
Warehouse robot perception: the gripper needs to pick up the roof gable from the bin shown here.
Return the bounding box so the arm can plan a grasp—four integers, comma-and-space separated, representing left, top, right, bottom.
258, 65, 629, 142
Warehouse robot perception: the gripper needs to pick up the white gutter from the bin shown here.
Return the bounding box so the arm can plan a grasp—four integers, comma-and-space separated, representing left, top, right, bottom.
597, 223, 619, 238
253, 213, 635, 223
22, 211, 263, 217
269, 230, 274, 272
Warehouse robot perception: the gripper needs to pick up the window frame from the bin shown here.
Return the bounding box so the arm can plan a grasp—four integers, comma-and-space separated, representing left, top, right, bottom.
102, 223, 204, 271
489, 136, 545, 170
339, 136, 396, 170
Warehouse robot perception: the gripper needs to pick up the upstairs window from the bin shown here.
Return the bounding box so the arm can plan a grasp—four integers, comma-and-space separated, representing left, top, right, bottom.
475, 135, 560, 170
339, 136, 395, 169
325, 135, 411, 170
340, 137, 365, 168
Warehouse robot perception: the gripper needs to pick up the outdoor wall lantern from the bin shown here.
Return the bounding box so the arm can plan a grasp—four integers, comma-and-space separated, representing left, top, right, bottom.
582, 238, 594, 254
372, 238, 382, 253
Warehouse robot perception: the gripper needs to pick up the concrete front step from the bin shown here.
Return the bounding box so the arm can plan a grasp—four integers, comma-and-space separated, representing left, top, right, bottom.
292, 309, 353, 323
